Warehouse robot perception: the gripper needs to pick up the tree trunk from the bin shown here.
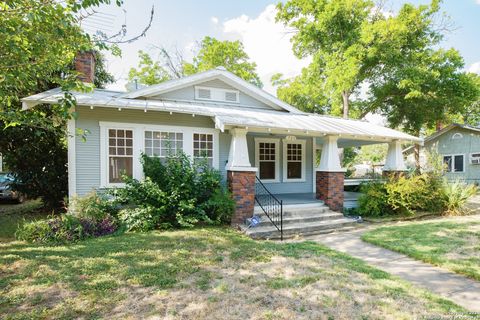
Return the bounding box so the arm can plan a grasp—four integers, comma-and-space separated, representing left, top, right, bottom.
342, 91, 349, 119
414, 143, 421, 171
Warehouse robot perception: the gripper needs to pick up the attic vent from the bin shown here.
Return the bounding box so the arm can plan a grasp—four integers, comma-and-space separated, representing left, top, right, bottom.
452, 133, 463, 140
195, 86, 239, 103
225, 91, 238, 102
197, 88, 211, 99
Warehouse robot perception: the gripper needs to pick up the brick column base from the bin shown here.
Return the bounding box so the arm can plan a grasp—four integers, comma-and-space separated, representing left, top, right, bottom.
382, 170, 406, 179
227, 170, 256, 226
316, 171, 344, 212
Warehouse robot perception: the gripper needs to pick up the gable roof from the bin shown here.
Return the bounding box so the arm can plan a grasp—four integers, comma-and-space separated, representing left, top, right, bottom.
120, 67, 303, 114
403, 123, 480, 154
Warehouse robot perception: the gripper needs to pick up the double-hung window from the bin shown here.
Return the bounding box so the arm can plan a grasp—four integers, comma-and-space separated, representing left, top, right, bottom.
193, 133, 214, 166
255, 138, 279, 182
145, 131, 183, 159
283, 140, 306, 182
443, 154, 464, 173
108, 129, 133, 183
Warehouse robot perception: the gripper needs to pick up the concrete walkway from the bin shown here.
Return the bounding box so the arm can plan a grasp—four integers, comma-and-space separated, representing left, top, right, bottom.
308, 228, 480, 312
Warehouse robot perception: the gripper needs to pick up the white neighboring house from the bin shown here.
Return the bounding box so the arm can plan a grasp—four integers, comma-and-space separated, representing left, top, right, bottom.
22, 51, 421, 225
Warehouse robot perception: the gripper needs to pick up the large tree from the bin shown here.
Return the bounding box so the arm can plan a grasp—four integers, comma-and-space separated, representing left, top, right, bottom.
128, 36, 263, 87
0, 0, 118, 208
275, 0, 479, 124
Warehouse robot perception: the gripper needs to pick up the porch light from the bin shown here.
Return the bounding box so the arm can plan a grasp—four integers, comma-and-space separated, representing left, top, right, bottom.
192, 114, 195, 117
118, 108, 122, 111
169, 111, 173, 115
90, 106, 94, 110
268, 128, 271, 132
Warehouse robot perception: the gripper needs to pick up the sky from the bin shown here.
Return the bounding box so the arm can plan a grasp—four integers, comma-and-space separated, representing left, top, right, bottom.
84, 0, 480, 95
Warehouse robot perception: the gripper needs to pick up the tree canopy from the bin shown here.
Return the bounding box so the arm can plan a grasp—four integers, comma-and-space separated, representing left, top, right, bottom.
128, 36, 263, 87
275, 0, 480, 129
0, 0, 119, 208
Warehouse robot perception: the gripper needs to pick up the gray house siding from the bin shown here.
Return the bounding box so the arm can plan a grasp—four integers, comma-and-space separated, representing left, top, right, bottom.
427, 127, 480, 183
150, 79, 274, 111
247, 133, 314, 194
74, 106, 218, 195
74, 106, 316, 197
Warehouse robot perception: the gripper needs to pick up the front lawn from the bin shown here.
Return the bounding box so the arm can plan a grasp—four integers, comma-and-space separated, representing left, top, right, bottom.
0, 199, 47, 242
0, 228, 464, 319
362, 218, 480, 281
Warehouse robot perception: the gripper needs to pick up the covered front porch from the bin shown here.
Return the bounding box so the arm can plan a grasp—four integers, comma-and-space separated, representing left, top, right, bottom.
224, 122, 417, 225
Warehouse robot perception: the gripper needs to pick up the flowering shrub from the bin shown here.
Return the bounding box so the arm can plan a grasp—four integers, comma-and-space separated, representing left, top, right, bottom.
16, 214, 118, 244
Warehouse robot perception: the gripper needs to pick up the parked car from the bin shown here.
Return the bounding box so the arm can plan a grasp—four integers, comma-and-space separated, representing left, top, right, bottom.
0, 173, 25, 203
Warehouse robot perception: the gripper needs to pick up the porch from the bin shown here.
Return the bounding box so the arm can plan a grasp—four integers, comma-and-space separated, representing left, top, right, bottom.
261, 192, 360, 208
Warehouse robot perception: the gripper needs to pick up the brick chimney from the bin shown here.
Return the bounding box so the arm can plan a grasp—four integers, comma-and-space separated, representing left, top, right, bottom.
74, 51, 96, 83
435, 121, 443, 132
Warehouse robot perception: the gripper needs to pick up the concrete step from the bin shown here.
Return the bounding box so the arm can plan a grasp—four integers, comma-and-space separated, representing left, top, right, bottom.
244, 217, 360, 239
254, 202, 326, 214
253, 212, 345, 227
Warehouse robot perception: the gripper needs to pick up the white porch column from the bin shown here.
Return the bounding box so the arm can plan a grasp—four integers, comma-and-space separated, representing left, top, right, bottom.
384, 140, 406, 171
317, 135, 344, 172
315, 135, 345, 211
226, 128, 257, 172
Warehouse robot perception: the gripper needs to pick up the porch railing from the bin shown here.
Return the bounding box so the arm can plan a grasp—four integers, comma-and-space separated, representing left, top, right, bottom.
254, 176, 283, 241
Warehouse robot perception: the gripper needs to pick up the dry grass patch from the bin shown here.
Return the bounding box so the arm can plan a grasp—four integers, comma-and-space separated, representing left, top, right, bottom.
0, 227, 464, 319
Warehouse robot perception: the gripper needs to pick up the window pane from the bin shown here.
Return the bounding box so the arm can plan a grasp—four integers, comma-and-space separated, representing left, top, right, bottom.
287, 162, 302, 179
109, 157, 133, 183
259, 162, 275, 180
454, 155, 464, 172
443, 156, 452, 172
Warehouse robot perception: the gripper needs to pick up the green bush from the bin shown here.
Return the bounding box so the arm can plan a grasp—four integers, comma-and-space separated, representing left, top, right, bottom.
358, 173, 476, 217
440, 180, 478, 216
16, 214, 118, 244
68, 191, 119, 219
113, 153, 234, 230
358, 182, 390, 217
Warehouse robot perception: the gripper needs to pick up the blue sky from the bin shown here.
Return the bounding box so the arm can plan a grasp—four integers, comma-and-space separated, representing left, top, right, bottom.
85, 0, 480, 93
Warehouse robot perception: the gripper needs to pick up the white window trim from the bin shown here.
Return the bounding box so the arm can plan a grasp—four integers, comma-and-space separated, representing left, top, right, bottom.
470, 152, 480, 165
255, 137, 280, 183
443, 154, 465, 173
282, 139, 306, 182
99, 121, 219, 188
194, 85, 240, 103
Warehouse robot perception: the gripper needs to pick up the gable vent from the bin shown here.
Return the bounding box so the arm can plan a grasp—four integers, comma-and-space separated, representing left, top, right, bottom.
197, 88, 212, 100
195, 86, 239, 103
225, 91, 238, 102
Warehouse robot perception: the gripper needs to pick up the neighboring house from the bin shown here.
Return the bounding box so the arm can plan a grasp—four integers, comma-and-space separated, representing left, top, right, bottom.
22, 51, 421, 226
405, 123, 480, 184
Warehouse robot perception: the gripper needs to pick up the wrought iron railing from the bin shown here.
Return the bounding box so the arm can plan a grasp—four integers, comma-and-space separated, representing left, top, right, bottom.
254, 176, 283, 241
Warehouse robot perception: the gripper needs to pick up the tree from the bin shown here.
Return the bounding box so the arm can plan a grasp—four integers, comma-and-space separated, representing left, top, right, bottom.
128, 50, 171, 86
0, 0, 119, 208
128, 36, 263, 87
184, 36, 263, 87
276, 0, 381, 118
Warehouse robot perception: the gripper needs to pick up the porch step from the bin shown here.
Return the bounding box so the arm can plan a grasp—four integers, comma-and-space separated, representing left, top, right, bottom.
243, 217, 360, 239
244, 203, 361, 239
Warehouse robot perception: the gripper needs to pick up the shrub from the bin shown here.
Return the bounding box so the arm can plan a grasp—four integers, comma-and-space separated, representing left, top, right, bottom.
358, 182, 390, 217
16, 214, 118, 244
440, 180, 478, 216
68, 191, 119, 219
112, 153, 234, 230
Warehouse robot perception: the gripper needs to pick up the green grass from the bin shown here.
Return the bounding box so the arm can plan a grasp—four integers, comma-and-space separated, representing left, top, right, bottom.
0, 227, 466, 319
362, 220, 480, 281
0, 200, 47, 242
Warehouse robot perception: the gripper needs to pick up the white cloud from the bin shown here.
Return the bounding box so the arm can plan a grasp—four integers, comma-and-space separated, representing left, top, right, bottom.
222, 4, 310, 94
211, 16, 219, 25
477, 0, 480, 5
468, 61, 480, 74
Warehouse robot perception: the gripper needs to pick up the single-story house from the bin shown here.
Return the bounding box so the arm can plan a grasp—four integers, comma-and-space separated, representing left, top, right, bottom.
405, 123, 480, 184
22, 52, 421, 227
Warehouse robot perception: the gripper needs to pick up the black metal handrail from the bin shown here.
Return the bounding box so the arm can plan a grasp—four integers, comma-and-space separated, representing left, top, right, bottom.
254, 176, 283, 241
